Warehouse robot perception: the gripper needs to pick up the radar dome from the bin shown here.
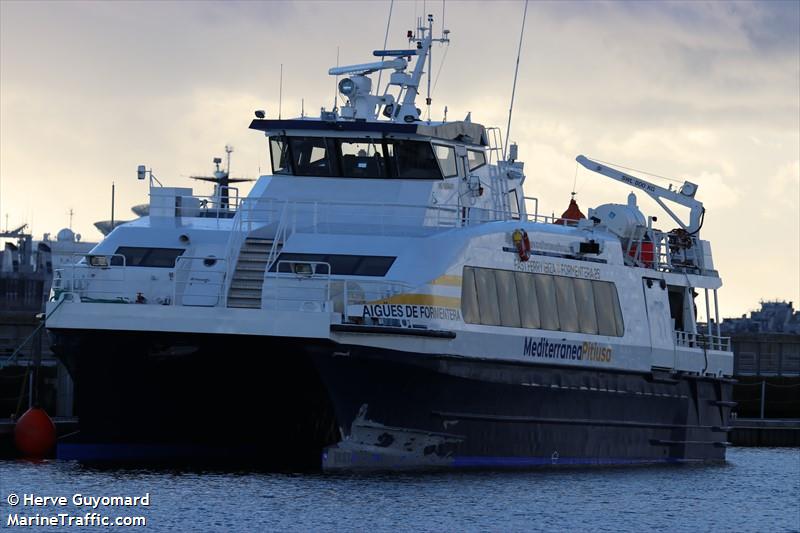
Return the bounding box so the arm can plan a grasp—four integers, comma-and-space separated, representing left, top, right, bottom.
56, 228, 75, 242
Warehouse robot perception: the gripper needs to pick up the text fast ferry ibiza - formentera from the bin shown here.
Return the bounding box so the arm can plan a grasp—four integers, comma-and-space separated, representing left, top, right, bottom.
47, 15, 735, 470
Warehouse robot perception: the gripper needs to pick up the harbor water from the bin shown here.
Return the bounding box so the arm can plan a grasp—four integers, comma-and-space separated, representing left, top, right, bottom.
1, 447, 798, 532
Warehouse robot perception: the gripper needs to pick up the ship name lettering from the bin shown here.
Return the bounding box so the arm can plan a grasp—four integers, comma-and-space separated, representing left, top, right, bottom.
523, 337, 612, 363
359, 304, 460, 321
515, 260, 600, 280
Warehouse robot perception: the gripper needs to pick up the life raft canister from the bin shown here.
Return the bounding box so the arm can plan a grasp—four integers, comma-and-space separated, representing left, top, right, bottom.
628, 239, 655, 268
512, 229, 532, 261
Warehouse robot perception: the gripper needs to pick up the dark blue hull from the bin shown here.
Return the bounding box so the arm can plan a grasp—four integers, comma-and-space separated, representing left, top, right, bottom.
310, 346, 733, 470
49, 329, 733, 470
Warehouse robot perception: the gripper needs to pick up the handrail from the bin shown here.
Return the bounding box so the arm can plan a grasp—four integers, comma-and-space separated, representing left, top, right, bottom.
266, 201, 290, 271
150, 189, 242, 220
53, 253, 128, 299
675, 330, 730, 352
227, 198, 547, 234
263, 260, 332, 311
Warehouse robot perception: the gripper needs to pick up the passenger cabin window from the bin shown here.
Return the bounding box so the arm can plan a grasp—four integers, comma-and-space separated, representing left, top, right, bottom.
433, 145, 458, 178
461, 266, 624, 336
112, 247, 185, 268
270, 253, 395, 277
467, 149, 486, 171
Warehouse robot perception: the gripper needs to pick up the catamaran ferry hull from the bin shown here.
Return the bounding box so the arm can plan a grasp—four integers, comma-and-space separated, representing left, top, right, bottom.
312, 345, 733, 470
50, 329, 339, 468
49, 328, 733, 470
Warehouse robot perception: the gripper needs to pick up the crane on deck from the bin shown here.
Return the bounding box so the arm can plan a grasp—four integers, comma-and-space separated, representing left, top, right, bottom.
576, 155, 705, 235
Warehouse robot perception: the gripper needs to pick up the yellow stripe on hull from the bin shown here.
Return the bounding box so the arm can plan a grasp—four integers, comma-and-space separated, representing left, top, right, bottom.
429, 275, 463, 287
370, 294, 461, 307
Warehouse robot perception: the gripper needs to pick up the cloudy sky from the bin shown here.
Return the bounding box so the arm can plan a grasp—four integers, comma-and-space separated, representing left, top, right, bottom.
1, 0, 798, 318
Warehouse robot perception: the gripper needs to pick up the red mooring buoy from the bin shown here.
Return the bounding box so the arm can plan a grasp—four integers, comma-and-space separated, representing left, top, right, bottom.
14, 407, 56, 458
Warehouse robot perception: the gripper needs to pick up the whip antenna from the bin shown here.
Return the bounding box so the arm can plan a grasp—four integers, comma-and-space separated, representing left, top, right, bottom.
278, 63, 283, 120
376, 0, 395, 94
332, 46, 340, 111
504, 0, 528, 161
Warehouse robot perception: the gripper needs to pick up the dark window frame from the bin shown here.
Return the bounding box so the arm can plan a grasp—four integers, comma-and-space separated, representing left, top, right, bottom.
269, 134, 447, 180
461, 265, 624, 337
432, 143, 459, 178
508, 189, 521, 220
287, 136, 340, 177
112, 246, 185, 268
269, 135, 292, 175
336, 138, 390, 179
270, 253, 396, 277
467, 149, 487, 171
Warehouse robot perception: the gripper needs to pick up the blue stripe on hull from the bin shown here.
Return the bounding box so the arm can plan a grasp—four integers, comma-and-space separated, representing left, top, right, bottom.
57, 442, 260, 463
451, 455, 694, 468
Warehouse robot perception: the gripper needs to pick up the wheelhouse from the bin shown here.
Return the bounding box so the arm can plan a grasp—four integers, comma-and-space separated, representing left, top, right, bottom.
253, 119, 490, 181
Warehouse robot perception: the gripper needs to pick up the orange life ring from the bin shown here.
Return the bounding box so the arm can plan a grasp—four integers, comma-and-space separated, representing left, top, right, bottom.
512, 229, 532, 262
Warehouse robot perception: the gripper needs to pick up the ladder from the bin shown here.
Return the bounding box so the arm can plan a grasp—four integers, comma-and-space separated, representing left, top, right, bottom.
485, 127, 504, 165
226, 237, 282, 309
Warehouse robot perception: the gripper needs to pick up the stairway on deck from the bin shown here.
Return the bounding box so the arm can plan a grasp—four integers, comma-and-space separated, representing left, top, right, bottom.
227, 237, 281, 309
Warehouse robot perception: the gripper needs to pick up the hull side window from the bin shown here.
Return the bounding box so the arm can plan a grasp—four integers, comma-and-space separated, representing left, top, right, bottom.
461, 267, 480, 325
515, 271, 541, 328
574, 278, 599, 335
474, 267, 501, 326
593, 281, 618, 336
554, 275, 580, 333
462, 266, 623, 337
535, 274, 560, 331
495, 269, 521, 328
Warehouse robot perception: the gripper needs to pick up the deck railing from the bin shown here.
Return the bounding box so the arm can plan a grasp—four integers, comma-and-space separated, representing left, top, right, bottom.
675, 330, 731, 352
51, 192, 715, 313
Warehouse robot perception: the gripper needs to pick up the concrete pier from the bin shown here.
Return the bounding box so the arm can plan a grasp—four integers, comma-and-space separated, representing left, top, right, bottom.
730, 418, 800, 447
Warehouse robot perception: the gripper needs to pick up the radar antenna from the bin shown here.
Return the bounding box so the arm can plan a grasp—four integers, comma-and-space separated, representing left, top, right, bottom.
327, 14, 449, 123
189, 146, 253, 209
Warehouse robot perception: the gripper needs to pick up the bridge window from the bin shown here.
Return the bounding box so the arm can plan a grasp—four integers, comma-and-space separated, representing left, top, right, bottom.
339, 140, 388, 178
385, 140, 442, 179
433, 144, 458, 178
269, 135, 446, 179
270, 136, 291, 175
467, 149, 486, 171
288, 137, 338, 177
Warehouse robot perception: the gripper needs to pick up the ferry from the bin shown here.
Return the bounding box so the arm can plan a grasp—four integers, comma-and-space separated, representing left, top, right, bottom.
46, 17, 734, 469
